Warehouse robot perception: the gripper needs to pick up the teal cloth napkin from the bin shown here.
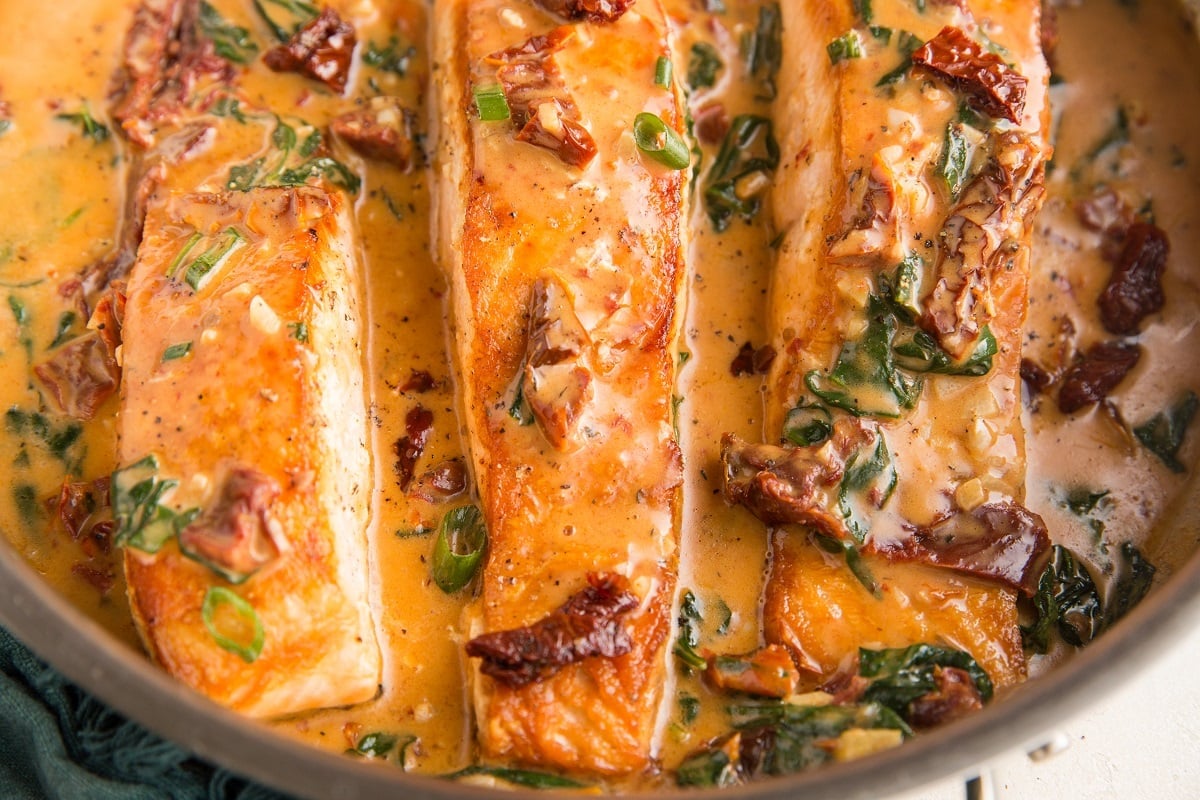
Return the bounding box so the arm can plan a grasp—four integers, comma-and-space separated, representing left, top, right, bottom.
0, 627, 291, 800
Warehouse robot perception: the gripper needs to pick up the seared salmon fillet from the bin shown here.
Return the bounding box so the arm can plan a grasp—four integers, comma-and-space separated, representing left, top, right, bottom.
117, 186, 380, 717
724, 0, 1052, 688
433, 0, 687, 774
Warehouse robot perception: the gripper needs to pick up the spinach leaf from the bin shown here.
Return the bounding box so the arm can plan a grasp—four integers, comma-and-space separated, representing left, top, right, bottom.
678, 693, 701, 725
805, 294, 921, 418
892, 326, 997, 376
49, 311, 77, 349
1134, 390, 1197, 474
782, 402, 832, 446
858, 643, 994, 710
1064, 488, 1110, 515
704, 115, 779, 232
198, 2, 258, 64
837, 434, 896, 542
827, 31, 864, 64
5, 407, 82, 463
674, 589, 707, 670
879, 252, 924, 322
814, 533, 878, 596
677, 747, 737, 788
445, 766, 587, 790
110, 455, 198, 553
938, 122, 971, 197
252, 0, 317, 42
277, 157, 362, 193
1107, 542, 1156, 624
55, 104, 109, 143
745, 4, 782, 100
687, 42, 723, 90
362, 36, 416, 76
1021, 545, 1102, 653
676, 701, 908, 785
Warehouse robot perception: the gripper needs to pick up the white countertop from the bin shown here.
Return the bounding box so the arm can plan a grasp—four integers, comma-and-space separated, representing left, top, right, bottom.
895, 617, 1200, 800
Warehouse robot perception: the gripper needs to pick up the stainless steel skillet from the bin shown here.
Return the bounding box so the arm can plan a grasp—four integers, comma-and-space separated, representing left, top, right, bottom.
2, 519, 1199, 799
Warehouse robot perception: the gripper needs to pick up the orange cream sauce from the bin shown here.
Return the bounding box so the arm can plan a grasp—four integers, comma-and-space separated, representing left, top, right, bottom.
0, 0, 1196, 786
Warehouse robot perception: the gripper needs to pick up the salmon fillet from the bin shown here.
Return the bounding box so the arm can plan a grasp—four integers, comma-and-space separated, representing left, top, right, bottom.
726, 0, 1052, 688
433, 0, 687, 774
117, 186, 380, 717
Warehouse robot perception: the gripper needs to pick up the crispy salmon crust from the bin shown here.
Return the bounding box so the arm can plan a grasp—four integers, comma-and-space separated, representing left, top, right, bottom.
119, 187, 380, 717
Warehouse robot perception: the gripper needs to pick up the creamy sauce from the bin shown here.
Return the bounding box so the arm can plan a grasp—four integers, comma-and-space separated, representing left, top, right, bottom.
0, 0, 1197, 788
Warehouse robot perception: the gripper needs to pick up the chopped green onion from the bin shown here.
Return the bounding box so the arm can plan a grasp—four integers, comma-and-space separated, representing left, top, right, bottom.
432, 505, 487, 593
185, 228, 243, 291
654, 56, 673, 89
202, 586, 265, 663
288, 321, 309, 342
162, 342, 192, 362
473, 85, 511, 122
167, 232, 203, 278
633, 112, 690, 170
827, 31, 864, 64
853, 0, 874, 23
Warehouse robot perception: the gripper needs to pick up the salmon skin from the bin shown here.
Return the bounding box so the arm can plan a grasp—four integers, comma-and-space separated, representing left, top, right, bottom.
433, 0, 688, 775
117, 187, 380, 717
724, 0, 1052, 687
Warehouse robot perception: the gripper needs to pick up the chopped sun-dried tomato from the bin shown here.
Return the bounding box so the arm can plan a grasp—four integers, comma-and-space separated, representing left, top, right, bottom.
911, 26, 1028, 123
465, 573, 638, 687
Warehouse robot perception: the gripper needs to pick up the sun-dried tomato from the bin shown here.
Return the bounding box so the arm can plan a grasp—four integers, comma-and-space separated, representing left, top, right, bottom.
332, 97, 417, 169
907, 666, 984, 728
1019, 358, 1053, 396
1057, 341, 1141, 414
911, 26, 1028, 123
534, 0, 635, 22
398, 369, 436, 393
487, 29, 598, 168
178, 468, 281, 578
694, 103, 730, 145
410, 459, 468, 503
1099, 222, 1168, 336
874, 501, 1050, 595
464, 573, 638, 687
730, 341, 776, 377
263, 8, 356, 94
394, 405, 434, 491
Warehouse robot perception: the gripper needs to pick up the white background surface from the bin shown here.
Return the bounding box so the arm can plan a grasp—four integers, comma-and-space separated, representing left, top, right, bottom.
893, 618, 1200, 800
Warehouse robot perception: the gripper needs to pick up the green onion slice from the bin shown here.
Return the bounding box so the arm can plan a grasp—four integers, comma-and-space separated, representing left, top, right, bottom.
654, 56, 673, 89
432, 505, 487, 593
633, 112, 690, 170
202, 586, 265, 663
184, 227, 243, 291
473, 85, 511, 122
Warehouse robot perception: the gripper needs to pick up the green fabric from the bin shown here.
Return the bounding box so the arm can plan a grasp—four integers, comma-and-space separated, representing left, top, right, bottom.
0, 627, 291, 800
